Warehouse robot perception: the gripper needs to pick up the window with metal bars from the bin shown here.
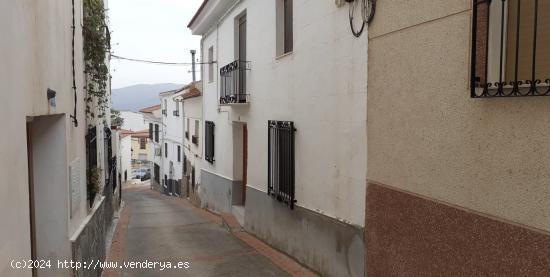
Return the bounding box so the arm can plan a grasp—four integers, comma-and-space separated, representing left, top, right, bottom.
268, 120, 296, 209
154, 163, 160, 184
149, 123, 153, 139
177, 145, 181, 162
472, 0, 550, 97
140, 138, 146, 149
86, 126, 98, 207
205, 121, 215, 163
183, 154, 187, 175
155, 124, 159, 143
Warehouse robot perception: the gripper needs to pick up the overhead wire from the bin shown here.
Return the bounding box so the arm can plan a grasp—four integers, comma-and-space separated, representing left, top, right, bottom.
111, 54, 214, 66
349, 0, 376, 38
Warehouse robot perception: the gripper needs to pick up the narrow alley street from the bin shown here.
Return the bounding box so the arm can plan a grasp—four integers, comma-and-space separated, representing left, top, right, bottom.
104, 186, 315, 277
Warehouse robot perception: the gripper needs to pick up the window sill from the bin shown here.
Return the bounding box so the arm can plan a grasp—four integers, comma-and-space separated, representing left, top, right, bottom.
275, 51, 293, 60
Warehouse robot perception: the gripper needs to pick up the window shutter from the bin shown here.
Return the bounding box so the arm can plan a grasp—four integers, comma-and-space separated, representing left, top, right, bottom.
205, 121, 215, 163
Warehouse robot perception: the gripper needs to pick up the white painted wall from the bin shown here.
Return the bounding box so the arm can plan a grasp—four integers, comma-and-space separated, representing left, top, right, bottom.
120, 111, 147, 131
0, 0, 112, 275
160, 92, 184, 183
183, 94, 203, 185
120, 135, 132, 182
142, 110, 163, 184
194, 0, 367, 226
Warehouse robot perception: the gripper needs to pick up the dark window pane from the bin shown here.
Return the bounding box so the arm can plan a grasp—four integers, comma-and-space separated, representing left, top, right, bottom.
284, 0, 293, 53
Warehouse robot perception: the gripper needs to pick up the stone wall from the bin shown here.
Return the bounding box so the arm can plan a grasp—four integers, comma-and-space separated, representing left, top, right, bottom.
71, 190, 115, 277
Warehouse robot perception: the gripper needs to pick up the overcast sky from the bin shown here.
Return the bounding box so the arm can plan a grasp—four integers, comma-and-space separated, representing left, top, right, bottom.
109, 0, 203, 89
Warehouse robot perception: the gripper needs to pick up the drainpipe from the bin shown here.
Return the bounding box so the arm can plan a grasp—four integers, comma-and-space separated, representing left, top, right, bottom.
190, 50, 196, 82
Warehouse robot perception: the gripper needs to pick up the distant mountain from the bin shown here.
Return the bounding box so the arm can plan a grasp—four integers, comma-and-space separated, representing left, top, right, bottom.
111, 83, 183, 112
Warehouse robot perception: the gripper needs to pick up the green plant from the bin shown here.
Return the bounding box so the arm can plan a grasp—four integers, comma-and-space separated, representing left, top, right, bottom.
110, 108, 124, 127
83, 0, 110, 122
87, 167, 101, 200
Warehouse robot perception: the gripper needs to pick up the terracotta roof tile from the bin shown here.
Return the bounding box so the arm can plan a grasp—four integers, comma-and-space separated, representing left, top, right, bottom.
139, 104, 161, 113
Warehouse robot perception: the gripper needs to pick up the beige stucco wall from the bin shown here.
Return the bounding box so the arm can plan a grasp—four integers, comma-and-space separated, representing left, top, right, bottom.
367, 0, 550, 232
131, 137, 151, 162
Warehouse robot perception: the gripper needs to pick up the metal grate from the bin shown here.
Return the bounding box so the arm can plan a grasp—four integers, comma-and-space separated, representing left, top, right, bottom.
154, 124, 159, 143
205, 121, 215, 163
86, 127, 98, 207
154, 163, 160, 184
220, 60, 251, 104
268, 120, 296, 209
472, 0, 550, 97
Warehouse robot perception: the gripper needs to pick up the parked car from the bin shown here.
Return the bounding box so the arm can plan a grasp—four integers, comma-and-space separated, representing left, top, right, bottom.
133, 168, 150, 180
141, 172, 151, 181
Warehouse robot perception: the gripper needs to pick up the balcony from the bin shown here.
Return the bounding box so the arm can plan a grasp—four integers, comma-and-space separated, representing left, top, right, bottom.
219, 60, 250, 105
191, 135, 198, 145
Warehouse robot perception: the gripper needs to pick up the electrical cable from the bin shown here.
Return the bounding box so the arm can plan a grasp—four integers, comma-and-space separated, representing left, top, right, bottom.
70, 0, 78, 127
348, 0, 376, 38
111, 54, 213, 66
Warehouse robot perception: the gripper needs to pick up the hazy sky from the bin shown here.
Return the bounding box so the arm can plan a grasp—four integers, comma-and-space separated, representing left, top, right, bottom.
109, 0, 203, 89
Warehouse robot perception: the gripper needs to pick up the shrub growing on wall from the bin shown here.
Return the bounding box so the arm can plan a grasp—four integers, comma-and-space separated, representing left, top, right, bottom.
83, 0, 110, 121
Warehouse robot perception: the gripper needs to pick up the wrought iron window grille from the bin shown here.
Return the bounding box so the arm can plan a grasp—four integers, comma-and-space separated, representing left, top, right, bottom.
472, 0, 550, 97
173, 110, 180, 117
268, 120, 296, 209
183, 155, 187, 175
220, 60, 251, 105
192, 135, 199, 145
205, 121, 215, 163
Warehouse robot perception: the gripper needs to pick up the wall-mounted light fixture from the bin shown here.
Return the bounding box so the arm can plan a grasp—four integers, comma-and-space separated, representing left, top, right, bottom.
47, 88, 57, 108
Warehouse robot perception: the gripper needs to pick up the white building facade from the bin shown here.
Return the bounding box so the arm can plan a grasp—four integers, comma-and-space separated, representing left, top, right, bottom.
189, 1, 367, 276
140, 104, 163, 191
119, 110, 147, 131
159, 88, 185, 195
178, 82, 203, 201
0, 0, 120, 276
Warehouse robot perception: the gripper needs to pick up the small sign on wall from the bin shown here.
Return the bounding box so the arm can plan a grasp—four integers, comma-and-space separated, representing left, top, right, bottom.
69, 158, 81, 218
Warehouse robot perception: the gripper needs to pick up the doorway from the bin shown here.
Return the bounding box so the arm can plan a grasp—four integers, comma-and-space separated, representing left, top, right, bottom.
242, 124, 248, 204
27, 115, 71, 277
231, 123, 248, 205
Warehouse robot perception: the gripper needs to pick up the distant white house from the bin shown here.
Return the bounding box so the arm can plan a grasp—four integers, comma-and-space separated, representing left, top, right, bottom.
175, 81, 202, 201
140, 104, 163, 191
159, 87, 185, 195
120, 130, 133, 183
120, 110, 147, 131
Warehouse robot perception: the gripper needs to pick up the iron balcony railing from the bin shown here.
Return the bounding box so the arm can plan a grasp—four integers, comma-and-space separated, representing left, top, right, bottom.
268, 120, 296, 209
220, 60, 251, 104
472, 0, 550, 97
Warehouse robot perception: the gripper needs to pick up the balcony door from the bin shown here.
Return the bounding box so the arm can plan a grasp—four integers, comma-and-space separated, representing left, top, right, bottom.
238, 14, 247, 101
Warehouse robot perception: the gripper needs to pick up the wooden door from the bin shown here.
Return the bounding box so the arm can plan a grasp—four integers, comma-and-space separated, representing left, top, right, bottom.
26, 122, 37, 277
242, 124, 248, 204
